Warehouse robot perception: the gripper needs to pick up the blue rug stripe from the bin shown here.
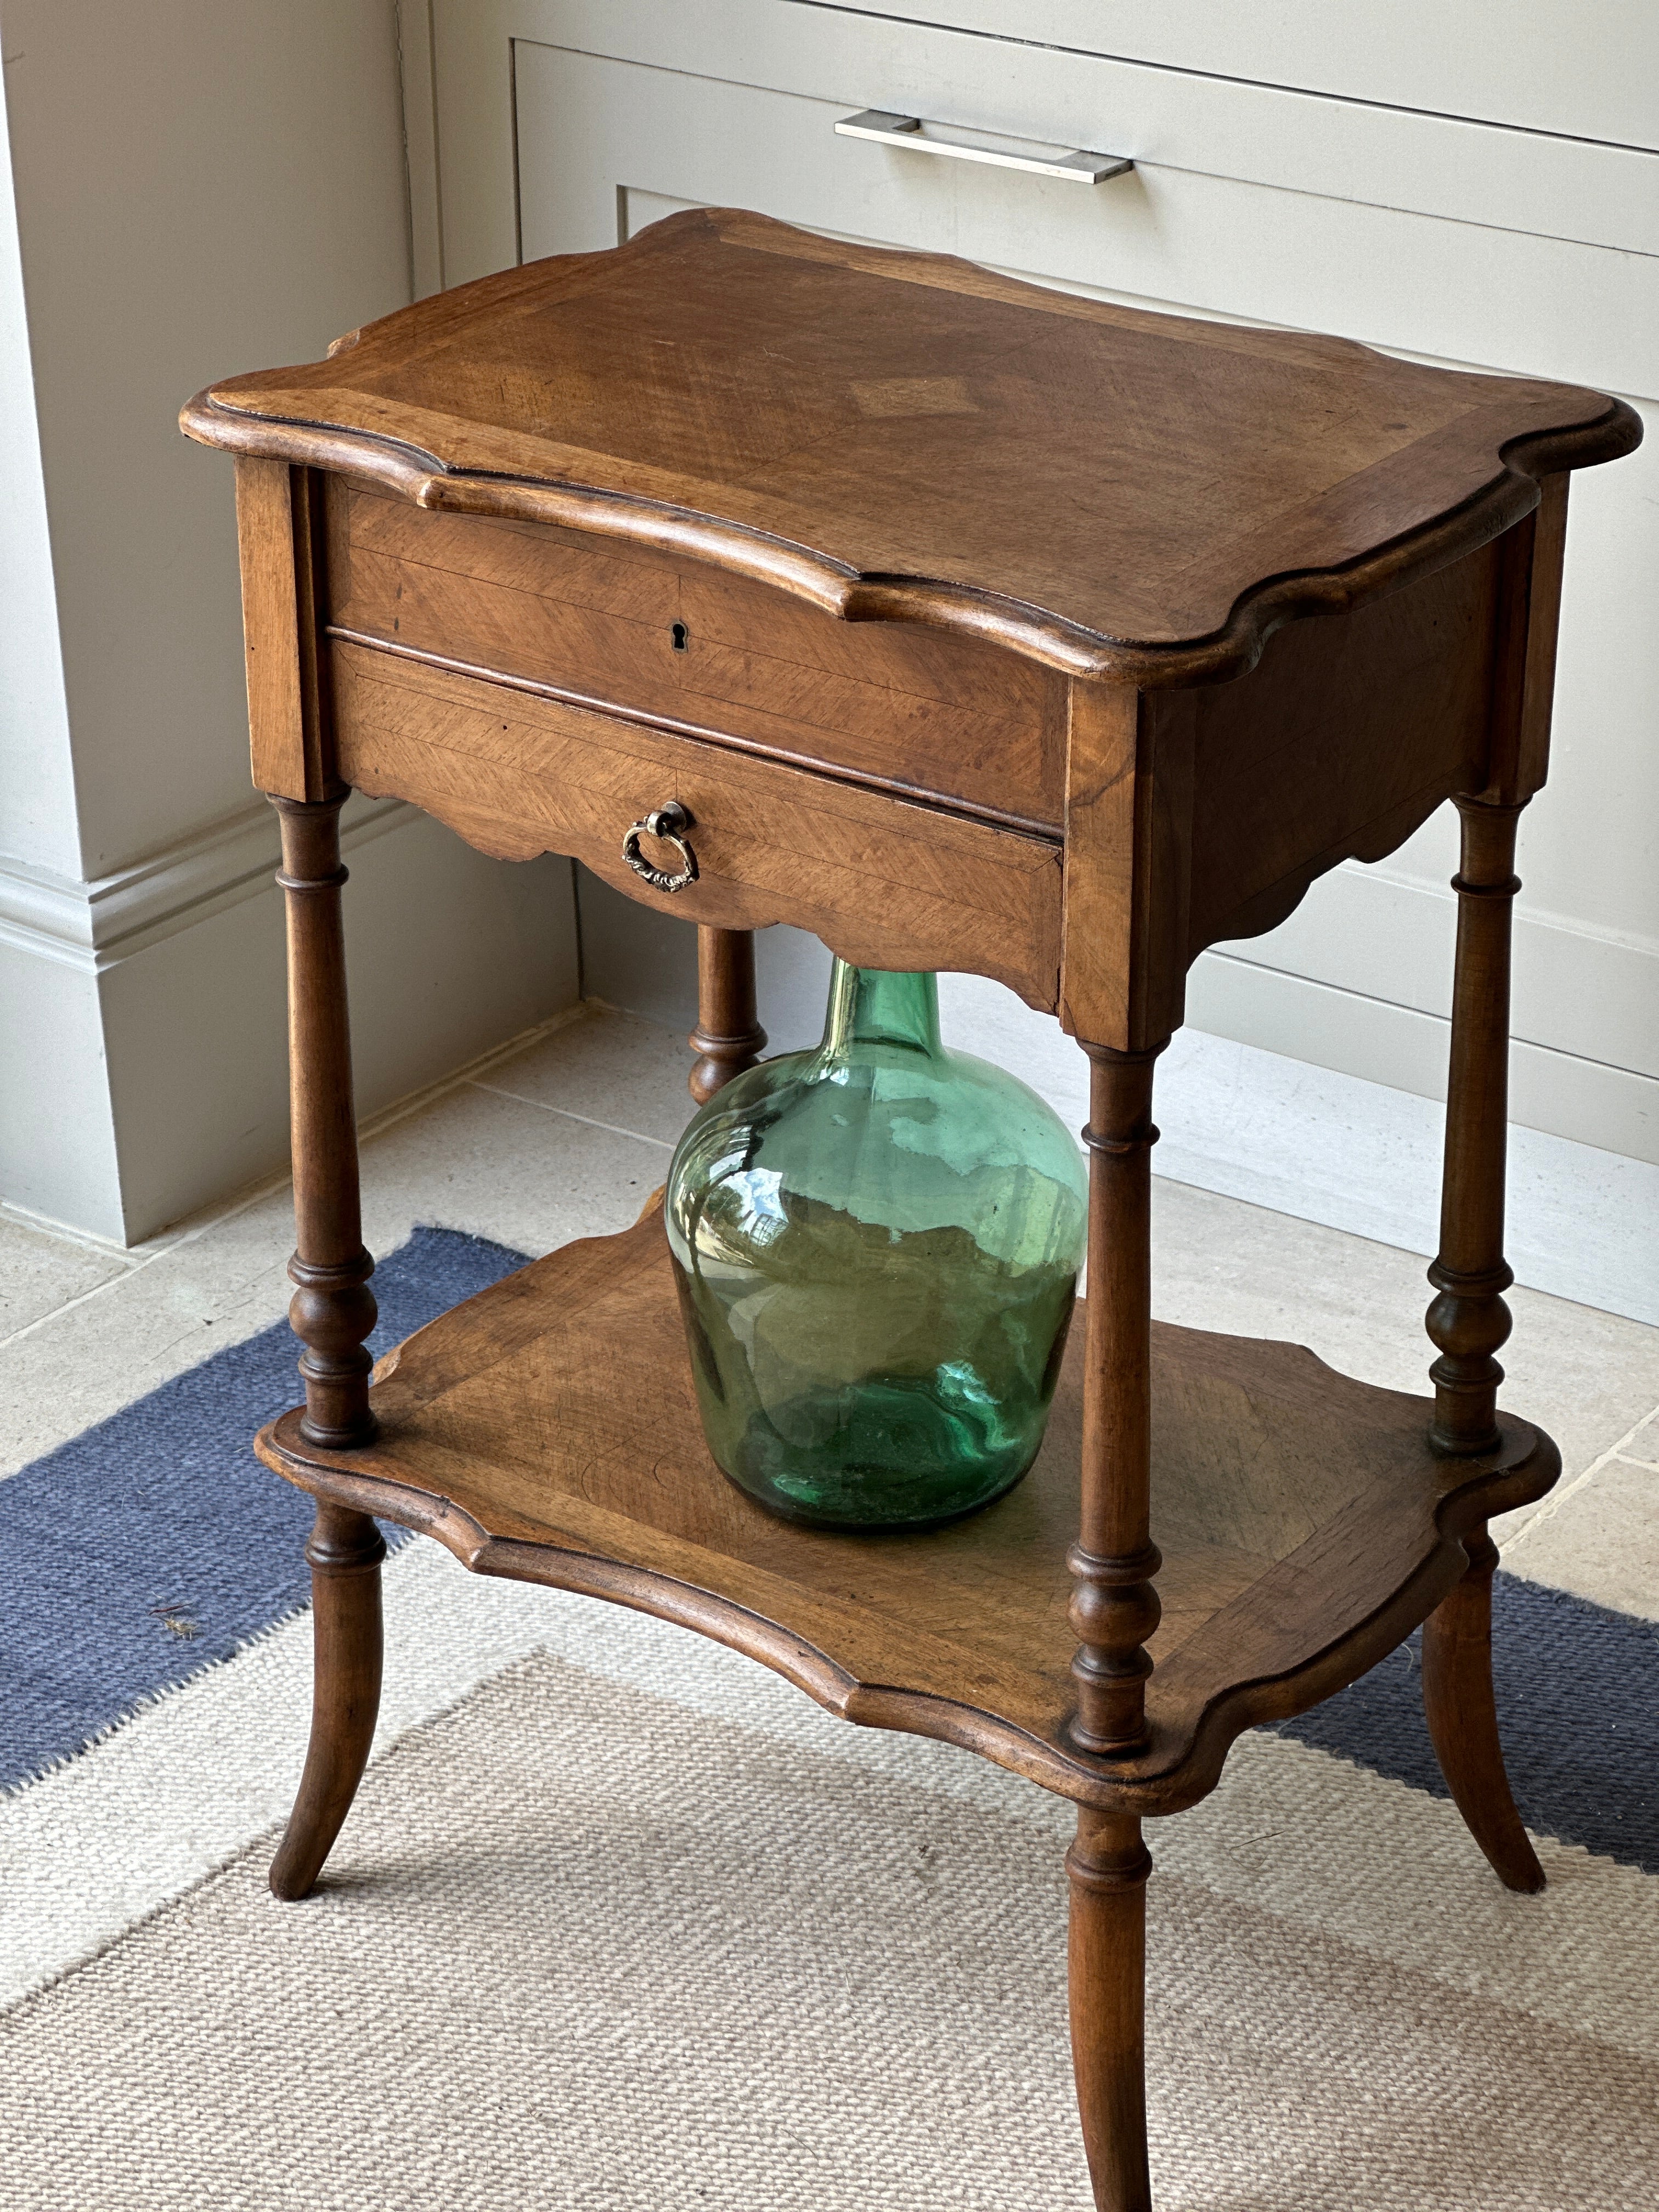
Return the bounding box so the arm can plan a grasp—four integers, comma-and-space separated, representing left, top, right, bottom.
3, 1243, 1657, 1876
0, 1228, 528, 1792
1271, 1572, 1659, 1874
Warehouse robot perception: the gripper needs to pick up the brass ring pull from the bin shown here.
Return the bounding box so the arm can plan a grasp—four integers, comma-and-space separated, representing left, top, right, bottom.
622, 800, 698, 893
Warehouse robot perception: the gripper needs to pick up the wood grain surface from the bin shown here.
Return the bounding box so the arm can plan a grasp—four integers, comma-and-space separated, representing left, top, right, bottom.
235, 459, 331, 802
1421, 1526, 1547, 1895
183, 208, 1639, 687
1068, 1811, 1154, 2212
267, 1503, 386, 1902
330, 640, 1065, 1007
272, 792, 378, 1451
257, 1210, 1559, 1818
689, 927, 766, 1104
327, 486, 1066, 831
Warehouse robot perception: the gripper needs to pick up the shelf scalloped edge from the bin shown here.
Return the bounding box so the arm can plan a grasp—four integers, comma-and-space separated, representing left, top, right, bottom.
257, 1402, 1557, 1819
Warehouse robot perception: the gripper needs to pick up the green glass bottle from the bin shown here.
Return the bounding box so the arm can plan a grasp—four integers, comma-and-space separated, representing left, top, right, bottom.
664, 961, 1088, 1530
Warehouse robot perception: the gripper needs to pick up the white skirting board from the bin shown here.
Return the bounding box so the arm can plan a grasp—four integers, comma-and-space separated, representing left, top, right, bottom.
0, 799, 581, 1246
577, 871, 1659, 1329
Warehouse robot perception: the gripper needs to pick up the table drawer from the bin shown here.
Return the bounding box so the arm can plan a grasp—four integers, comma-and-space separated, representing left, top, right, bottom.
326, 487, 1067, 834
330, 639, 1064, 1007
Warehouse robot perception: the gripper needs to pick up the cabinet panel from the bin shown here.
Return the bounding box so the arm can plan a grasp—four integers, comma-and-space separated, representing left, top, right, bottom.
424, 3, 1659, 292
451, 0, 1659, 281
771, 1, 1658, 152
514, 46, 1655, 398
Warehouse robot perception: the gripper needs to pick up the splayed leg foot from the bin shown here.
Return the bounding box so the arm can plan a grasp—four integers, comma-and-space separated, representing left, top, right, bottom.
1422, 1526, 1544, 1894
1068, 1809, 1154, 2212
269, 1502, 386, 1901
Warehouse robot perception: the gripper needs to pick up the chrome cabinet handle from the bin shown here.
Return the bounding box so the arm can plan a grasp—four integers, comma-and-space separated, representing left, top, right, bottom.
834, 110, 1131, 185
622, 801, 699, 893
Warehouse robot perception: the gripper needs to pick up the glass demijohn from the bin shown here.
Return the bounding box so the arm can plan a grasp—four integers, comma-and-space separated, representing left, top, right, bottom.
664, 962, 1088, 1530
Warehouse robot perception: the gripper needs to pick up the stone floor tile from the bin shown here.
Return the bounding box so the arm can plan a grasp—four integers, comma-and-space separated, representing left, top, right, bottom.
473, 1004, 694, 1148
0, 1081, 664, 1476
940, 970, 1659, 1327
358, 1077, 667, 1255
1502, 1458, 1659, 1619
1150, 1178, 1659, 1508
0, 1217, 131, 1342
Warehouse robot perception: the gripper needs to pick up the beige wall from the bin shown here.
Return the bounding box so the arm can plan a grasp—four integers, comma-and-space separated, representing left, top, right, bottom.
0, 1, 582, 1242
3, 0, 412, 874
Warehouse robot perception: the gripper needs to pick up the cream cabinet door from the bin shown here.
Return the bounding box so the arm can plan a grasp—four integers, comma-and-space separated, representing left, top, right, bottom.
784, 0, 1659, 149
405, 1, 1658, 1168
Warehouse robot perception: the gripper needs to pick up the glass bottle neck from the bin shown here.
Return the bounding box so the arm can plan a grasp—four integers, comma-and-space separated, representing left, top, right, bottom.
819, 962, 943, 1059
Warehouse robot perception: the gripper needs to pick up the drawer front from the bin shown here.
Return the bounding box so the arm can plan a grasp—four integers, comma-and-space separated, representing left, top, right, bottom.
427, 4, 1657, 293
330, 640, 1064, 1007
751, 0, 1655, 154
327, 487, 1066, 834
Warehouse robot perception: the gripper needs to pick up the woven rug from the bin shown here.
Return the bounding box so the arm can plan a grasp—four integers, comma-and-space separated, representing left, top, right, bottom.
0, 1227, 523, 1792
2, 1230, 1656, 2208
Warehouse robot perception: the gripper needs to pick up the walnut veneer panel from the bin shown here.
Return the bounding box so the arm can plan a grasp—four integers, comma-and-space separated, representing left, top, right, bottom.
328, 488, 1066, 832
331, 641, 1064, 1008
259, 1212, 1556, 1815
1184, 535, 1505, 950
184, 208, 1638, 684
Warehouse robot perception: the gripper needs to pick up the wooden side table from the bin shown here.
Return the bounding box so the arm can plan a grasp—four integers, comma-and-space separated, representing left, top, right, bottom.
182, 210, 1639, 2210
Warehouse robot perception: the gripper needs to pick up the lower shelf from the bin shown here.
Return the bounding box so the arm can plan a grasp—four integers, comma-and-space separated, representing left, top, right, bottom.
258, 1210, 1558, 1814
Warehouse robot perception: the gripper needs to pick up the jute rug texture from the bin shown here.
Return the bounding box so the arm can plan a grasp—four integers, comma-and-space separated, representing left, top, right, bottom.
2, 1647, 1651, 2211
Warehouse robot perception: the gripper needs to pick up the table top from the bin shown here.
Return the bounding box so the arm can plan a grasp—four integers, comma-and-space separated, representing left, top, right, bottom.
184, 207, 1637, 683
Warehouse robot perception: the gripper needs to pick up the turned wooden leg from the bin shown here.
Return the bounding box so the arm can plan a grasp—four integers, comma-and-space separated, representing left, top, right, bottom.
272, 791, 378, 1448
1069, 1045, 1165, 1757
1422, 795, 1542, 1889
1068, 1810, 1153, 2212
1421, 1523, 1544, 1893
269, 795, 383, 1896
1065, 1046, 1161, 2206
1425, 797, 1522, 1455
688, 926, 767, 1103
269, 1502, 386, 1900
